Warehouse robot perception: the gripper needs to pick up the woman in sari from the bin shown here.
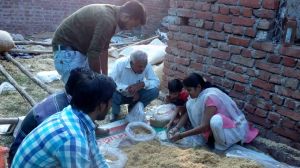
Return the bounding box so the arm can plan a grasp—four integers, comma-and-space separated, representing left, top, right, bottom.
169, 73, 259, 151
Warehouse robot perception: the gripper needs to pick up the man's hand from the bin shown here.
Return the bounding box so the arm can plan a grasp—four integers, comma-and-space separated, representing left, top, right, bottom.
169, 132, 182, 142
127, 82, 144, 95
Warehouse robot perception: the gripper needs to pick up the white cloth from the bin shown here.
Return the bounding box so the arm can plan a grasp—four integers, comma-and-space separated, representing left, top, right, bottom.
186, 88, 249, 150
210, 114, 248, 150
108, 57, 160, 92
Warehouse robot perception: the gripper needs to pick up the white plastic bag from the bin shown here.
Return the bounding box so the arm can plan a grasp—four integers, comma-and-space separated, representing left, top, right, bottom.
226, 145, 296, 168
125, 121, 156, 142
152, 104, 176, 121
99, 145, 128, 168
0, 82, 16, 94
35, 71, 60, 83
0, 30, 15, 52
126, 102, 145, 122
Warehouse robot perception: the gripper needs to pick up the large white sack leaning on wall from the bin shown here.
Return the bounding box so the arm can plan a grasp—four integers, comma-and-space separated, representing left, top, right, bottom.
153, 63, 164, 85
119, 38, 167, 65
0, 30, 15, 53
35, 71, 61, 83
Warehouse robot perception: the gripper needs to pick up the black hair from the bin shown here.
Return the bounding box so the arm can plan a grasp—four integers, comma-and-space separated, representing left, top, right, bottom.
69, 68, 116, 114
65, 68, 91, 96
183, 73, 228, 94
168, 79, 183, 93
183, 73, 213, 90
120, 0, 146, 25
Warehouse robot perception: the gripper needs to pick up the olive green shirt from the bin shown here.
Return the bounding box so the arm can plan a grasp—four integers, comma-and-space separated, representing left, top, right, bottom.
52, 4, 119, 59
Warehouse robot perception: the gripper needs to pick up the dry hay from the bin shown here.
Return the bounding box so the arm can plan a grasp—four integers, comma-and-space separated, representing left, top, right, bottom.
122, 140, 262, 168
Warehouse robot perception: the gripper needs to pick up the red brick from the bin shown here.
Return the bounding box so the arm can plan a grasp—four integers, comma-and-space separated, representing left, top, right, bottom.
247, 113, 271, 128
234, 83, 245, 92
240, 0, 261, 8
255, 108, 268, 117
222, 80, 234, 90
231, 55, 255, 67
242, 7, 253, 17
247, 69, 258, 77
273, 127, 300, 141
241, 48, 252, 58
211, 4, 219, 13
192, 37, 209, 47
213, 22, 224, 32
284, 78, 299, 90
253, 79, 274, 91
252, 41, 275, 52
257, 19, 272, 30
218, 0, 238, 5
176, 8, 194, 17
232, 26, 245, 35
258, 70, 271, 81
234, 66, 246, 73
253, 9, 276, 19
190, 62, 204, 71
218, 43, 230, 51
168, 24, 180, 31
220, 6, 229, 15
195, 11, 213, 20
229, 90, 246, 100
268, 112, 281, 122
224, 24, 232, 33
267, 54, 282, 64
284, 98, 297, 110
211, 49, 231, 60
208, 31, 226, 41
269, 74, 282, 84
280, 46, 300, 58
244, 104, 256, 114
175, 57, 191, 66
176, 64, 189, 73
165, 54, 175, 62
232, 17, 255, 27
177, 41, 193, 51
272, 95, 284, 105
183, 1, 194, 9
259, 90, 271, 99
208, 66, 225, 77
262, 0, 280, 10
229, 7, 240, 16
230, 46, 242, 54
245, 28, 256, 37
181, 26, 194, 34
226, 72, 248, 83
252, 50, 267, 59
228, 36, 250, 47
167, 40, 177, 47
277, 108, 300, 121
283, 67, 300, 79
213, 14, 232, 23
282, 57, 297, 67
204, 21, 213, 30
193, 46, 210, 56
256, 61, 281, 74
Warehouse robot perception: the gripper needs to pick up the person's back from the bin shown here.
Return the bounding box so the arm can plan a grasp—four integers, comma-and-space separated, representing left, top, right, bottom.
52, 4, 118, 55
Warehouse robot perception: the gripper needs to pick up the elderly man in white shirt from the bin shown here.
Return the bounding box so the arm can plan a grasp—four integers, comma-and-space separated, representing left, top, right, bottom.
108, 50, 160, 122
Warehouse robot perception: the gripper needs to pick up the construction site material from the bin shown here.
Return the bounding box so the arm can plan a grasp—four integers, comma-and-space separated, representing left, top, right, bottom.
14, 41, 51, 46
4, 53, 54, 94
0, 118, 19, 125
0, 64, 36, 107
109, 35, 159, 58
9, 48, 52, 54
0, 30, 15, 53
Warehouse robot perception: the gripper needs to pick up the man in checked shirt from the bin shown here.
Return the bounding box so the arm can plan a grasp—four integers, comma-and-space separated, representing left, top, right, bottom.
11, 68, 116, 168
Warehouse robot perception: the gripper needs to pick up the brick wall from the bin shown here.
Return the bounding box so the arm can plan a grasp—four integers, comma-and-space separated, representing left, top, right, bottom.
0, 0, 169, 35
163, 0, 300, 151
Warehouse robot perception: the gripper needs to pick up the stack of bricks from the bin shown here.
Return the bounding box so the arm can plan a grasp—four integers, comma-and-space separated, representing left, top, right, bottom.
163, 0, 300, 150
0, 0, 169, 35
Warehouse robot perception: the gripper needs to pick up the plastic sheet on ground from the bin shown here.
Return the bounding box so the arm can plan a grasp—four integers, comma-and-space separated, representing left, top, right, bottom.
125, 102, 145, 122
98, 145, 128, 168
35, 71, 60, 83
225, 144, 297, 168
0, 82, 16, 94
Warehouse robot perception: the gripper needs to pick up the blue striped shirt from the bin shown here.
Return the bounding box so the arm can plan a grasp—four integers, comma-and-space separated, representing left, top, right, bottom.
11, 105, 109, 168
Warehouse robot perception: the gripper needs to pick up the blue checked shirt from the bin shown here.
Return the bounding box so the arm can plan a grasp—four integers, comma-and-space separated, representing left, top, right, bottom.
11, 105, 109, 168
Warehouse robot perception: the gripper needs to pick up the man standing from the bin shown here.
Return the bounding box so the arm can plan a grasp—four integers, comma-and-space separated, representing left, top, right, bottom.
52, 0, 146, 83
12, 69, 116, 168
109, 50, 160, 122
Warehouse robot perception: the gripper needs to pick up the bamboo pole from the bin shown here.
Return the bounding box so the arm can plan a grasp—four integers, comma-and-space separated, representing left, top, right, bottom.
9, 49, 52, 54
4, 52, 55, 94
14, 41, 51, 46
0, 64, 36, 107
113, 35, 159, 53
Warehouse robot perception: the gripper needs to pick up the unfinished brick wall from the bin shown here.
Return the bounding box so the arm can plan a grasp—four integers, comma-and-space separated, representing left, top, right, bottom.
0, 0, 169, 35
163, 0, 300, 150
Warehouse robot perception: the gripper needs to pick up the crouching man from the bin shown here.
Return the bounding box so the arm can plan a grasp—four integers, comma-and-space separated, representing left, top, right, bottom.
109, 50, 160, 122
11, 68, 116, 168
